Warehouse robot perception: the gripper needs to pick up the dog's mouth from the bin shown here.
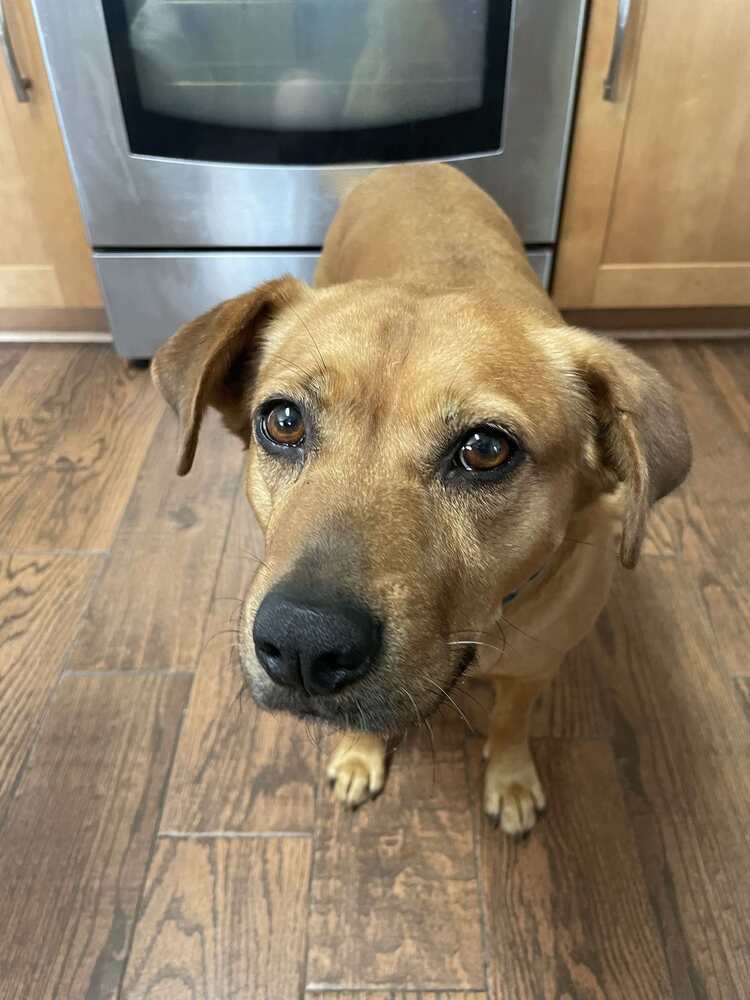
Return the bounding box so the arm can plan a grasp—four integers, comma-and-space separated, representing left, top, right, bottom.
453, 647, 478, 679
245, 646, 477, 733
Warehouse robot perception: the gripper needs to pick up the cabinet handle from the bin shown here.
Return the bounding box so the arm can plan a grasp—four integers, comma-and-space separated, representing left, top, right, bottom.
603, 0, 633, 101
1, 1, 32, 102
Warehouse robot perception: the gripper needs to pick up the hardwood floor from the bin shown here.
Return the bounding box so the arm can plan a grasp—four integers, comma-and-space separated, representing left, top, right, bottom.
0, 341, 748, 999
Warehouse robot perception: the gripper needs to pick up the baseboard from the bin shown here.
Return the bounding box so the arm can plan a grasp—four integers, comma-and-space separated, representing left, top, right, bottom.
563, 307, 750, 334
0, 331, 112, 344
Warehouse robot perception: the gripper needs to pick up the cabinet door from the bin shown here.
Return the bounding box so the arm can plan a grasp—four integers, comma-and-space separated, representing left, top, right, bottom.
554, 0, 750, 309
0, 0, 101, 324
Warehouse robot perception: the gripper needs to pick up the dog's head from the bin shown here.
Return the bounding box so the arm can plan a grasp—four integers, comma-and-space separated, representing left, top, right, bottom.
153, 276, 690, 732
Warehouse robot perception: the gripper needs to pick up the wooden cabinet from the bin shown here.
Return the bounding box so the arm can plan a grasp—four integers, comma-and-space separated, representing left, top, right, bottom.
0, 0, 103, 330
554, 0, 750, 310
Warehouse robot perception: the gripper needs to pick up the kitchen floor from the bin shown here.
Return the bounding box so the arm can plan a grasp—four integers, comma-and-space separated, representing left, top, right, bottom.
0, 340, 748, 1000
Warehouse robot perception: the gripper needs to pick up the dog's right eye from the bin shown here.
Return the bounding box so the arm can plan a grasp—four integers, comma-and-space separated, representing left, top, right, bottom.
257, 401, 306, 452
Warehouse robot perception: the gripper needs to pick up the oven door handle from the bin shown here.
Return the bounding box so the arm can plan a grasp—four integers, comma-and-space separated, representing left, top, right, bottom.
1, 0, 32, 102
603, 0, 634, 101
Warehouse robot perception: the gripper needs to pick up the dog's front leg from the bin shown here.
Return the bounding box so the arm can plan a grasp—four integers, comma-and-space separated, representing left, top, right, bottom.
483, 673, 552, 836
326, 732, 387, 807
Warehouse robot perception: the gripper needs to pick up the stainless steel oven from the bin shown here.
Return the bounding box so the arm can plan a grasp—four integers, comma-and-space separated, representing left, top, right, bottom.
32, 0, 585, 357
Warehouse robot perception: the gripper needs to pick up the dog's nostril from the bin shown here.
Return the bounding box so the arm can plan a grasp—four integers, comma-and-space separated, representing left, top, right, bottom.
308, 651, 354, 694
253, 637, 300, 688
257, 640, 281, 660
314, 652, 342, 673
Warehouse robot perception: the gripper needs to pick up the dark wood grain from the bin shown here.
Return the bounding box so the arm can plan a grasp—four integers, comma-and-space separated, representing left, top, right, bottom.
160, 480, 319, 833
0, 552, 100, 810
121, 835, 312, 1000
0, 673, 190, 1000
471, 739, 672, 1000
306, 716, 484, 992
622, 802, 745, 1000
0, 344, 163, 549
71, 409, 242, 671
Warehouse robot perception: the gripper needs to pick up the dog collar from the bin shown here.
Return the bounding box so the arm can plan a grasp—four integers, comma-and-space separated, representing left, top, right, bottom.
501, 566, 545, 607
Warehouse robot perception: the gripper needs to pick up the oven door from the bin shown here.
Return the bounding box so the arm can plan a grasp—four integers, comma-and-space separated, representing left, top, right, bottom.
33, 0, 584, 247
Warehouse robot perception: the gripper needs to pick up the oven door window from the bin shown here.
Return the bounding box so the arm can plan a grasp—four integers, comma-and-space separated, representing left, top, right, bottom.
103, 0, 511, 165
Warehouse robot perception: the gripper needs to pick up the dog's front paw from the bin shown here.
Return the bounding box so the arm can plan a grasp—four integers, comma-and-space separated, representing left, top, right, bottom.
326, 733, 386, 808
483, 747, 546, 837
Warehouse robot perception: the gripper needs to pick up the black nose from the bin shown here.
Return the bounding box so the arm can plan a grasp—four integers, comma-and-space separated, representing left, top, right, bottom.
252, 588, 381, 696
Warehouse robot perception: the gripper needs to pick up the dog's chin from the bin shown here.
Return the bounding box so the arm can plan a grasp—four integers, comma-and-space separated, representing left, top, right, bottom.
246, 673, 355, 729
243, 648, 476, 733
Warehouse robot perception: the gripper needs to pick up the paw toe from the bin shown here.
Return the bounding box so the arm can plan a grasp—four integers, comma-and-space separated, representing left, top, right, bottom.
346, 771, 369, 807
483, 772, 546, 837
329, 759, 379, 808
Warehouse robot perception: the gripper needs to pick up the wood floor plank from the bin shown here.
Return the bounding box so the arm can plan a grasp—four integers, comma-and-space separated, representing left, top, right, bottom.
694, 555, 750, 678
121, 836, 312, 1000
633, 341, 749, 510
0, 345, 163, 550
71, 409, 242, 671
620, 780, 750, 1000
306, 718, 484, 992
634, 341, 750, 566
0, 552, 101, 811
0, 345, 26, 391
471, 739, 672, 1000
160, 480, 319, 833
0, 343, 82, 413
161, 686, 319, 834
596, 563, 748, 795
601, 565, 750, 999
0, 673, 191, 1000
636, 484, 750, 677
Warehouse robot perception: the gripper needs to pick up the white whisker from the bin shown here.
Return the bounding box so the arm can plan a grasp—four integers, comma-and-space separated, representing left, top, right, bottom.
447, 639, 502, 653
423, 678, 475, 733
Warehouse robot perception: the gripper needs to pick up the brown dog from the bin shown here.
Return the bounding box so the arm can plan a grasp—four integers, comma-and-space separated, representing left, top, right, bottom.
152, 165, 691, 835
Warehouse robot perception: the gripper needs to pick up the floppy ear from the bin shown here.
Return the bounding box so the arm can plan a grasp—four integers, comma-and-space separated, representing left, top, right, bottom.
573, 334, 691, 568
151, 275, 306, 475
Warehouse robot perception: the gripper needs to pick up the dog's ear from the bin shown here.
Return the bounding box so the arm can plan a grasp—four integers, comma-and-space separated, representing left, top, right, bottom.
571, 333, 691, 568
151, 275, 306, 475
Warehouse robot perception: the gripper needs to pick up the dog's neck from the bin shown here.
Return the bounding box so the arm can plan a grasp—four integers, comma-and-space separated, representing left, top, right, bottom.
471, 493, 623, 679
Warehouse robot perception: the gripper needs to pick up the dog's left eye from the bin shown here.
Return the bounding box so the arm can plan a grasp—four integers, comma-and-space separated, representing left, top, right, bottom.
456, 427, 515, 473
258, 401, 305, 450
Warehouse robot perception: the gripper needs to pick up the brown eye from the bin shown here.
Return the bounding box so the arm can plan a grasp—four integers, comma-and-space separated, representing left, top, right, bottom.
458, 428, 513, 472
262, 402, 305, 448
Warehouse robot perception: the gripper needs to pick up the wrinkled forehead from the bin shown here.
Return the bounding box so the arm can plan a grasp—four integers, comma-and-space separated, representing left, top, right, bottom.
257, 286, 574, 450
